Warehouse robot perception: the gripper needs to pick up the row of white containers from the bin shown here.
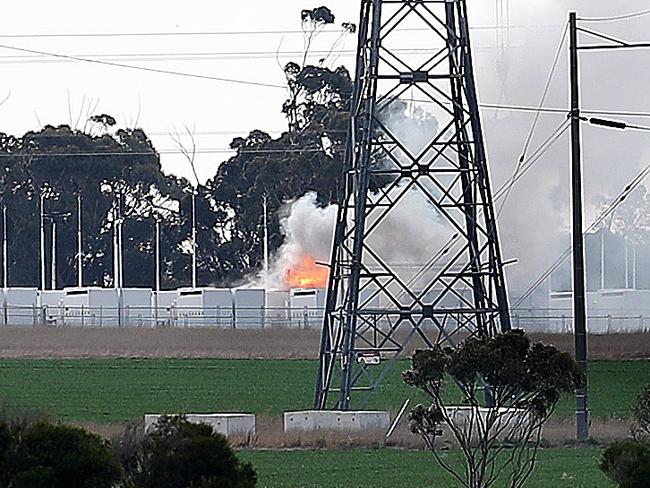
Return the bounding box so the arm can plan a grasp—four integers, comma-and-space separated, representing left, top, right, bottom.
2, 286, 649, 332
0, 286, 326, 328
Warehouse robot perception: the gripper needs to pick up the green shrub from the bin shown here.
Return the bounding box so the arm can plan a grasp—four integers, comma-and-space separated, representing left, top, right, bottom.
600, 441, 650, 488
1, 422, 121, 488
116, 416, 256, 488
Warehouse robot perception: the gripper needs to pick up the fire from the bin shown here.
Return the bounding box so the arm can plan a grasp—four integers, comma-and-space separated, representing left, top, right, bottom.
286, 256, 329, 289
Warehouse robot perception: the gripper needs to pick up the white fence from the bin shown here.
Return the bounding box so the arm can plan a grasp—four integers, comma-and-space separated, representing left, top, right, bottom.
511, 310, 650, 334
1, 305, 649, 333
0, 304, 326, 329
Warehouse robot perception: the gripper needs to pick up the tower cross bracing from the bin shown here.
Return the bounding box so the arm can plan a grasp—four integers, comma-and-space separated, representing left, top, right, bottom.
315, 0, 511, 410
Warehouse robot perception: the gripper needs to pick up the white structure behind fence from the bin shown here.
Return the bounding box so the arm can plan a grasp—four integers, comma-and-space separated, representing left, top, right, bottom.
0, 286, 647, 333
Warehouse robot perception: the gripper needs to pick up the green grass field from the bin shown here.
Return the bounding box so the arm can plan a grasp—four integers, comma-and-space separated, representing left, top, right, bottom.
239, 448, 614, 487
0, 358, 647, 423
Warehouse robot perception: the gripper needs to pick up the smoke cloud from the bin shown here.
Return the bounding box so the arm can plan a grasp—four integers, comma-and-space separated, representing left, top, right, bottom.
261, 193, 337, 290
264, 0, 650, 302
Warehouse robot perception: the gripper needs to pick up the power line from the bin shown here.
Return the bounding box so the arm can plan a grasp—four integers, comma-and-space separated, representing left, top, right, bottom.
0, 147, 343, 158
519, 22, 569, 162
578, 9, 650, 23
583, 109, 650, 119
496, 120, 571, 216
0, 25, 564, 39
24, 129, 287, 137
584, 116, 650, 132
498, 23, 570, 218
482, 104, 650, 119
406, 121, 571, 289
0, 43, 286, 89
514, 160, 650, 307
408, 98, 569, 115
0, 46, 534, 65
16, 104, 650, 142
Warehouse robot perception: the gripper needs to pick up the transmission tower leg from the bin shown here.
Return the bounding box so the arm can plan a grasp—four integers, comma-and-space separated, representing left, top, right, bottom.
315, 0, 511, 410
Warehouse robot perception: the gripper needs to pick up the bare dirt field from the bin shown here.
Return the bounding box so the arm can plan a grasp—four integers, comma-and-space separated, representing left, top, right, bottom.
0, 326, 647, 360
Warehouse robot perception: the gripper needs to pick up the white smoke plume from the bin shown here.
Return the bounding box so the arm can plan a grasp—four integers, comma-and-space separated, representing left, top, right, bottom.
259, 100, 452, 290
260, 192, 337, 290
262, 0, 650, 301
260, 185, 453, 290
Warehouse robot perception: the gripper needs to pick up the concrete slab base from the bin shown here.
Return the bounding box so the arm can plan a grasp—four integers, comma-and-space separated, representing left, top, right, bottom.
144, 413, 256, 436
444, 406, 530, 441
284, 410, 390, 432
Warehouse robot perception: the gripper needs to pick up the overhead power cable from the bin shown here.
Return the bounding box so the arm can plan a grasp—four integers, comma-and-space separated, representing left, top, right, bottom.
499, 24, 569, 219
0, 147, 343, 158
578, 9, 650, 23
0, 43, 286, 89
513, 161, 650, 307
21, 106, 650, 142
496, 119, 570, 216
518, 22, 569, 164
403, 120, 571, 287
406, 98, 569, 115
0, 46, 530, 65
582, 109, 650, 119
0, 25, 564, 39
25, 129, 288, 138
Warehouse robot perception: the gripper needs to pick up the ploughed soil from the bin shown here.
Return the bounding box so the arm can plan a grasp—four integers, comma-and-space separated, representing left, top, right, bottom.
0, 326, 647, 360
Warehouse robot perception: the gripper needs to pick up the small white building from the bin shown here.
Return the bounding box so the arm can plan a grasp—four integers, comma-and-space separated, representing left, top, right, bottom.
175, 288, 234, 327
265, 290, 290, 327
1, 287, 39, 326
61, 287, 107, 326
121, 288, 153, 327
233, 288, 265, 328
152, 290, 179, 325
37, 290, 65, 325
62, 287, 152, 327
549, 289, 650, 333
290, 288, 326, 328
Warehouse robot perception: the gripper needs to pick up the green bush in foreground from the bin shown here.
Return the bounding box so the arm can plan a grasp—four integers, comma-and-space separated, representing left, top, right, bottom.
0, 421, 121, 488
0, 414, 256, 488
115, 415, 256, 488
600, 441, 650, 488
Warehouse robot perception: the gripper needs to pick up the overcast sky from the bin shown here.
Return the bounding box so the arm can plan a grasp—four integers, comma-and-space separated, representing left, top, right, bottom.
0, 0, 646, 183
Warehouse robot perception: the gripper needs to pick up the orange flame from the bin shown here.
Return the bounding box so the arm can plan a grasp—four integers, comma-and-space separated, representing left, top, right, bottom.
286, 256, 329, 289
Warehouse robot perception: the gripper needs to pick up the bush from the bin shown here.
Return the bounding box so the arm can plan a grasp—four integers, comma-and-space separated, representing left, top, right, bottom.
1, 422, 121, 488
631, 385, 650, 442
601, 441, 650, 488
116, 416, 256, 488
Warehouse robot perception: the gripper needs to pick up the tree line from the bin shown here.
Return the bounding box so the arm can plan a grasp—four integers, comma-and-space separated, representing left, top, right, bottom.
0, 8, 354, 290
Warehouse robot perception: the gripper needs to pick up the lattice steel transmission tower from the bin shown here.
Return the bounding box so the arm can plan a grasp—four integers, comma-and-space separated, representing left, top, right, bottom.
315, 0, 511, 410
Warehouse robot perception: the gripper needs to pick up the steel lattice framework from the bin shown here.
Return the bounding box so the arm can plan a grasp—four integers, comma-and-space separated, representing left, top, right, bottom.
315, 0, 511, 410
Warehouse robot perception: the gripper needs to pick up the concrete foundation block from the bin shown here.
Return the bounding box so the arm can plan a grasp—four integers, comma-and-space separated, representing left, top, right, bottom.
283, 410, 390, 432
144, 413, 256, 437
444, 406, 531, 441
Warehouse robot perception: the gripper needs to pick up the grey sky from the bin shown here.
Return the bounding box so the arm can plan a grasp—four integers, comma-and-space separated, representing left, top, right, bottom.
0, 0, 645, 183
